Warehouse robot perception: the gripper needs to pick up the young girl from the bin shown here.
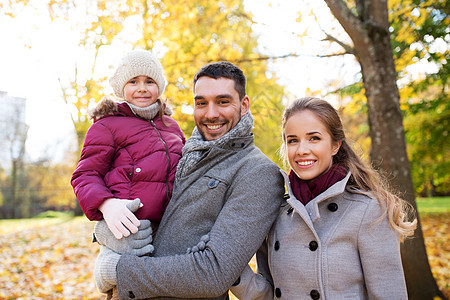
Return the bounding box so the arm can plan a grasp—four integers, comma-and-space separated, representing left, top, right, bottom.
71, 49, 185, 296
231, 97, 416, 299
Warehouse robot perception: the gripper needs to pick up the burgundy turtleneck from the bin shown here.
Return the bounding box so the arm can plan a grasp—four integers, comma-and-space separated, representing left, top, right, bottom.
288, 164, 348, 205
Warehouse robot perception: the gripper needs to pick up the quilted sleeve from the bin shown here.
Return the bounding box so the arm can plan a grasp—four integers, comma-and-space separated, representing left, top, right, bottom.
71, 122, 116, 221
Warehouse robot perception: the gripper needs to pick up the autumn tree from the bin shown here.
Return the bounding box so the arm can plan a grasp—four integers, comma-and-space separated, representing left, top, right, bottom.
3, 0, 287, 218
404, 98, 449, 196
119, 0, 286, 163
1, 0, 130, 216
49, 0, 122, 154
22, 159, 77, 213
390, 0, 449, 197
50, 0, 286, 164
318, 0, 445, 298
0, 95, 29, 218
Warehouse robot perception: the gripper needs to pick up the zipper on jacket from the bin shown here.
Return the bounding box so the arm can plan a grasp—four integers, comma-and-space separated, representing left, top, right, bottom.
150, 120, 171, 214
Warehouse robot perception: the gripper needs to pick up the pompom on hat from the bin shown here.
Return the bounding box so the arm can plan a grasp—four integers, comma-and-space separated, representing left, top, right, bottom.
109, 49, 167, 99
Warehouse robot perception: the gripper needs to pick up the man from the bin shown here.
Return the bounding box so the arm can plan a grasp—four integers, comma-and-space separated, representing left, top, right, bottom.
95, 61, 284, 299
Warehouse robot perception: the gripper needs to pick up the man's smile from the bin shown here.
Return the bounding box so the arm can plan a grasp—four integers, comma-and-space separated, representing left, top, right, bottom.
205, 124, 224, 130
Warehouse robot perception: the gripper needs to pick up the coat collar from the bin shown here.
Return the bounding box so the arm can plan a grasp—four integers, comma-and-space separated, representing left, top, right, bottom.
88, 96, 173, 122
281, 169, 351, 223
88, 96, 128, 122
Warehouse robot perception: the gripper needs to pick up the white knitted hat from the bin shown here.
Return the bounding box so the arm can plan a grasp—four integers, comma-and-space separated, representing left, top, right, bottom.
109, 49, 167, 99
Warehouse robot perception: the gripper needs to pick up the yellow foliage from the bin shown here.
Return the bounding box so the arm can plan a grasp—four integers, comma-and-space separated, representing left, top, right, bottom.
0, 0, 289, 211
389, 0, 446, 76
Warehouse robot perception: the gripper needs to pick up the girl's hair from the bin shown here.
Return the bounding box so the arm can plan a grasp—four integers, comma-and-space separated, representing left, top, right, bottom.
157, 98, 174, 127
281, 97, 416, 241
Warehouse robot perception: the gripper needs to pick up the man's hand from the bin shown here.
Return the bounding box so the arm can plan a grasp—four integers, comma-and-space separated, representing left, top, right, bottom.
94, 246, 121, 293
99, 198, 142, 239
186, 234, 210, 254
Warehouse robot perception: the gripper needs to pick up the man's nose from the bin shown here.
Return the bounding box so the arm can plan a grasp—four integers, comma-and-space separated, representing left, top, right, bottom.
205, 103, 219, 119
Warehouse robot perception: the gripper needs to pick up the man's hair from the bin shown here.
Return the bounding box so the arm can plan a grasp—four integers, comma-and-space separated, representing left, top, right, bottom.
193, 61, 247, 100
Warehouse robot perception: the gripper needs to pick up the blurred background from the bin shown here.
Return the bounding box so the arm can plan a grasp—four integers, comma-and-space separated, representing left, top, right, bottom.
0, 0, 447, 218
0, 0, 448, 299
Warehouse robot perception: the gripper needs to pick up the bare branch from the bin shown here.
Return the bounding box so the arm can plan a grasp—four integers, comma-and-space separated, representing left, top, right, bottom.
234, 11, 307, 40
232, 53, 347, 64
236, 4, 356, 60
58, 77, 76, 127
164, 52, 350, 69
323, 0, 367, 49
312, 10, 357, 57
321, 32, 356, 56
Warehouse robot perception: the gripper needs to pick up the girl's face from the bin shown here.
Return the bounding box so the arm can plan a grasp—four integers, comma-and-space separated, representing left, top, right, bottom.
123, 75, 159, 108
284, 110, 341, 181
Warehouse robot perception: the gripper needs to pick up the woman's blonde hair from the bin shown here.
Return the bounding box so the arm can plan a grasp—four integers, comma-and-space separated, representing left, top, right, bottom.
281, 97, 416, 241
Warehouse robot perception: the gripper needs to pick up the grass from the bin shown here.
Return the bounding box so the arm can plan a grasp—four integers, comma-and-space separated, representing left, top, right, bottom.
416, 196, 450, 213
0, 196, 447, 235
0, 196, 446, 235
0, 211, 74, 235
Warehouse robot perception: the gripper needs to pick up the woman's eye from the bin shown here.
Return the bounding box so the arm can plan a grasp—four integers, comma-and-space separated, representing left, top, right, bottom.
310, 136, 320, 141
287, 139, 297, 144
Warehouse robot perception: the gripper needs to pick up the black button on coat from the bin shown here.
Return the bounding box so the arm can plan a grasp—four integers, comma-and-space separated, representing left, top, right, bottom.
328, 202, 338, 212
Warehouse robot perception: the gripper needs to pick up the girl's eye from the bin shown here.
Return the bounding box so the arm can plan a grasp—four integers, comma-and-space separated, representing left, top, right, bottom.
147, 80, 155, 84
287, 138, 297, 144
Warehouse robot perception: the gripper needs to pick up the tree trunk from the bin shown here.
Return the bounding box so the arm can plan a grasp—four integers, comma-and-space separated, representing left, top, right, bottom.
11, 159, 19, 218
323, 0, 445, 298
357, 22, 444, 300
73, 198, 84, 216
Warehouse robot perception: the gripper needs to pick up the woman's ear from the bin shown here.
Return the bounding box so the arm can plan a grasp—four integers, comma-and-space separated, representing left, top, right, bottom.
332, 141, 342, 156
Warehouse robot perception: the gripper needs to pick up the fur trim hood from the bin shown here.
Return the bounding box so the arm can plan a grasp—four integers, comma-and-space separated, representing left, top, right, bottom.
88, 96, 173, 121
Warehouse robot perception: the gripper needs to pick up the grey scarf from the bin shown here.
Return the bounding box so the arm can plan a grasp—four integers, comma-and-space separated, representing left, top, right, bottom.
126, 101, 160, 121
175, 111, 254, 181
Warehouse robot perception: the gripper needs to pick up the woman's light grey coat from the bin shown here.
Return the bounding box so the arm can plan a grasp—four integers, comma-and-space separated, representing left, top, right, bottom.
231, 171, 408, 300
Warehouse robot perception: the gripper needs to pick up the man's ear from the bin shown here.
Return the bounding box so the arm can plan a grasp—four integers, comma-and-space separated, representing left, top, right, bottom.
241, 95, 250, 117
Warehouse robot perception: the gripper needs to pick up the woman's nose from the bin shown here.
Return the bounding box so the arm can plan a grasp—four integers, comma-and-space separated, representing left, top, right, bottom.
296, 142, 309, 155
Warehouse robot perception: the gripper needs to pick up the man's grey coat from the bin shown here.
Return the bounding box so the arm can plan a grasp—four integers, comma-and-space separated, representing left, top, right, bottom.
117, 132, 285, 299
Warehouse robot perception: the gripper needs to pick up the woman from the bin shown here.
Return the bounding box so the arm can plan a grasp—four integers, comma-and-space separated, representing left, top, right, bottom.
230, 97, 416, 299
